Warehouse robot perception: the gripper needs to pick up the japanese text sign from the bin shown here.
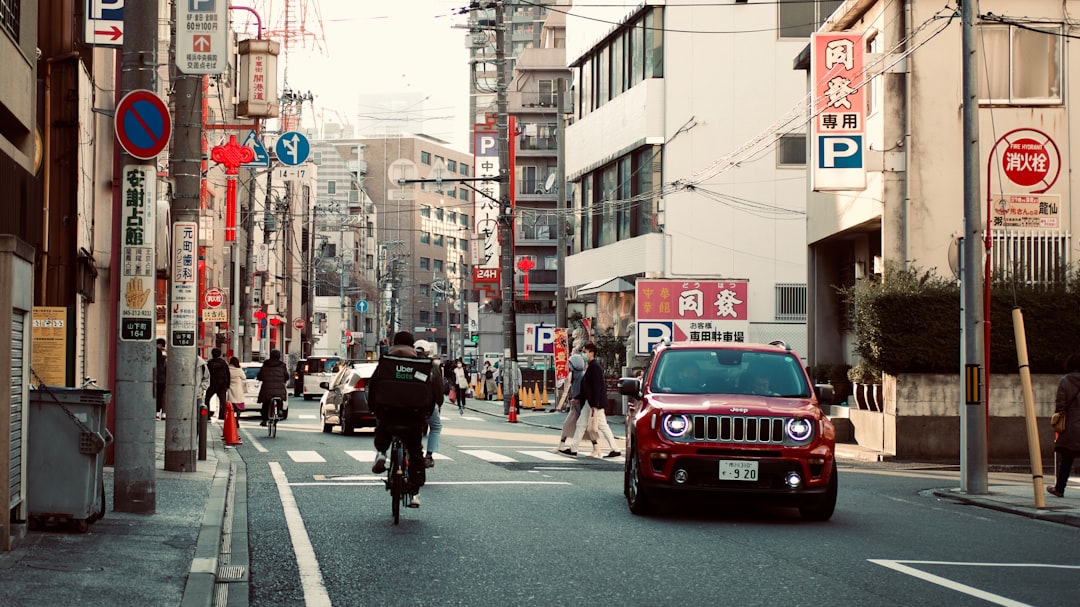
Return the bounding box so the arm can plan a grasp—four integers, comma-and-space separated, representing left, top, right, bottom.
473, 128, 501, 268
811, 33, 866, 191
634, 279, 750, 355
119, 165, 156, 341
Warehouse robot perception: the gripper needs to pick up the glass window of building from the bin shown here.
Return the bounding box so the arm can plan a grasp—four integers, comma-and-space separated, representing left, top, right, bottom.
434, 259, 444, 273
327, 180, 336, 195
779, 0, 842, 38
435, 207, 444, 221
421, 205, 431, 218
460, 213, 470, 227
460, 163, 469, 175
421, 232, 431, 245
777, 135, 807, 166
977, 23, 1062, 104
421, 151, 431, 164
447, 159, 457, 172
434, 234, 443, 247
420, 257, 430, 270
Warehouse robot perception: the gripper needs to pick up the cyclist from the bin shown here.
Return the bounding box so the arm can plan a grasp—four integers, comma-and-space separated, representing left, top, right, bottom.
369, 331, 439, 507
257, 349, 290, 426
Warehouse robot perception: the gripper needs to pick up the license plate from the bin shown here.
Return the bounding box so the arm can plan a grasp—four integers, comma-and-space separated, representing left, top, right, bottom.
718, 460, 758, 481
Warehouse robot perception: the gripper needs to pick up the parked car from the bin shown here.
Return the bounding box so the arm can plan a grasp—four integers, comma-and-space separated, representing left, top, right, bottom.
618, 340, 836, 520
301, 356, 343, 400
319, 361, 379, 434
240, 361, 289, 420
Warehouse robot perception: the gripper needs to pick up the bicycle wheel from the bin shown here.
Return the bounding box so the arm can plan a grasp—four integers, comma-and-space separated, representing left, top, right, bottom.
390, 443, 403, 525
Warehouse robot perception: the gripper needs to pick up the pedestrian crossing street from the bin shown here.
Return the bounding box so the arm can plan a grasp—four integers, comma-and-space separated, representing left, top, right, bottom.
281, 448, 624, 465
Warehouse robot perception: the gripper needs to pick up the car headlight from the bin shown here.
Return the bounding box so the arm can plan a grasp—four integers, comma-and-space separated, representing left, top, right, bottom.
662, 414, 691, 438
786, 417, 814, 442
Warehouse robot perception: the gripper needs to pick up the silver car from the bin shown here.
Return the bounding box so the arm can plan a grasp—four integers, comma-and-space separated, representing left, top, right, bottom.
319, 362, 378, 434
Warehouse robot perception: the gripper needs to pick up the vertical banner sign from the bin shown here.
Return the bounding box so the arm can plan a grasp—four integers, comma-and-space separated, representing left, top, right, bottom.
634, 279, 750, 355
171, 222, 199, 347
119, 166, 157, 341
177, 0, 228, 75
553, 328, 569, 388
473, 127, 501, 268
811, 33, 866, 191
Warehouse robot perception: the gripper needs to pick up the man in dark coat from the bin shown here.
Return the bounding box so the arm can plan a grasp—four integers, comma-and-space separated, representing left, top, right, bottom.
257, 349, 290, 426
206, 348, 231, 418
1049, 352, 1080, 497
368, 331, 438, 507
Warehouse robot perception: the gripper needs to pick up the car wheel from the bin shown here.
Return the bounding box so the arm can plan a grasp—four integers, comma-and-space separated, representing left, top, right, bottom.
627, 447, 657, 516
799, 461, 838, 521
322, 419, 333, 433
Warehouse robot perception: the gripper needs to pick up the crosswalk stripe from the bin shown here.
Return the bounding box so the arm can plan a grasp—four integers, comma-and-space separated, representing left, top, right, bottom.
458, 449, 517, 462
518, 450, 572, 462
288, 450, 326, 463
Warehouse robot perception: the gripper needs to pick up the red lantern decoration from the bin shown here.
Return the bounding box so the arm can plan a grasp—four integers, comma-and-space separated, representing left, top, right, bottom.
516, 257, 536, 300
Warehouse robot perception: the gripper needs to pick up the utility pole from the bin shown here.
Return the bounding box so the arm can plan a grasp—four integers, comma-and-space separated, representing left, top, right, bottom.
960, 0, 988, 493
555, 78, 567, 330
496, 0, 519, 413
114, 0, 158, 512
164, 4, 203, 472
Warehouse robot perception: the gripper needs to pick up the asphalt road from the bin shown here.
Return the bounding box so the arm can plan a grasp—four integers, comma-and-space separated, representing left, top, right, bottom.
233, 396, 1079, 607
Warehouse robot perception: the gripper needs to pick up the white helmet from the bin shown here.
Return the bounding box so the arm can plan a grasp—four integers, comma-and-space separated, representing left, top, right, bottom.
413, 339, 434, 354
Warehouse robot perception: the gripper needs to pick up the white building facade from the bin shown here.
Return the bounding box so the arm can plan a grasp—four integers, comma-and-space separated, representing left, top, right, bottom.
564, 1, 839, 353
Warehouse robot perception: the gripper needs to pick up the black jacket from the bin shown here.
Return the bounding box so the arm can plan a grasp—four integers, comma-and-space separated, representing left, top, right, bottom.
257, 358, 290, 403
207, 356, 231, 392
1054, 372, 1080, 451
580, 357, 607, 409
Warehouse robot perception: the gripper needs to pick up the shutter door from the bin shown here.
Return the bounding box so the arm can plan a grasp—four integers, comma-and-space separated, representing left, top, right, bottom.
8, 311, 24, 509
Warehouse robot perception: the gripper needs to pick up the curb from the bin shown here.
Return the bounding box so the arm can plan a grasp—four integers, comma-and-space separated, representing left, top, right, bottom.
180, 434, 230, 607
930, 488, 1080, 528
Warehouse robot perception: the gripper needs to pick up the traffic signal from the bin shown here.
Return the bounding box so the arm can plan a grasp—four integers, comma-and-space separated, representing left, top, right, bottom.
470, 334, 479, 344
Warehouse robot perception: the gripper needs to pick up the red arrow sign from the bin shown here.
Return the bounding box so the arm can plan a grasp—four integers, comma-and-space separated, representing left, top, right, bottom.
193, 35, 211, 52
94, 25, 123, 41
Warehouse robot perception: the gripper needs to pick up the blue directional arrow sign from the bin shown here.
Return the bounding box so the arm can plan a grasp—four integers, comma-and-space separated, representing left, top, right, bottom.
241, 129, 269, 167
275, 131, 310, 166
356, 300, 369, 313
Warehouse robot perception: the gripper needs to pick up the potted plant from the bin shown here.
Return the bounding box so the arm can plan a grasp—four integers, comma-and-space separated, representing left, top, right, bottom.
847, 361, 882, 411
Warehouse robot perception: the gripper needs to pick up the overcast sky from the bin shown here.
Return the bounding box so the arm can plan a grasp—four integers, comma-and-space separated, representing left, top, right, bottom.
235, 1, 471, 150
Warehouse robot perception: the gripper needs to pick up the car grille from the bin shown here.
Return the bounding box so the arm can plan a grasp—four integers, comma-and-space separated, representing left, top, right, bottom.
690, 415, 787, 444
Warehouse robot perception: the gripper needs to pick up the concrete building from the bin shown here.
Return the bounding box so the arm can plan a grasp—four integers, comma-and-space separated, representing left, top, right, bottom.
800, 0, 1077, 458
563, 1, 837, 357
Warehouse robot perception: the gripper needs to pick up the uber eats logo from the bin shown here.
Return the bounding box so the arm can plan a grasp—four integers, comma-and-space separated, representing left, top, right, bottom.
395, 365, 414, 379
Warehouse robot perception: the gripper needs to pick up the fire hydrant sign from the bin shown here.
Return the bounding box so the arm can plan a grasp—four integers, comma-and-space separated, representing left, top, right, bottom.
177, 0, 227, 75
170, 222, 199, 347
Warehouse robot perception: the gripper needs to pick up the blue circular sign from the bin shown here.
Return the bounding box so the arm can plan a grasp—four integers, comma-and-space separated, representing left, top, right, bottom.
356, 300, 369, 313
275, 131, 310, 166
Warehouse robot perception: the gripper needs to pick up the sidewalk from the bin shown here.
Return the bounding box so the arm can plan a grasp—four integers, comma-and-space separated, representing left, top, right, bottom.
463, 396, 1080, 528
0, 420, 248, 607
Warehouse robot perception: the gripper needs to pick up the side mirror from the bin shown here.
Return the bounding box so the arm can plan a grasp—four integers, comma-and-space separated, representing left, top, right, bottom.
814, 383, 834, 406
319, 381, 330, 390
618, 377, 641, 397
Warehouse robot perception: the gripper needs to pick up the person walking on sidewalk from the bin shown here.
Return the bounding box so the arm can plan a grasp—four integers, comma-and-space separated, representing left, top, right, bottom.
414, 340, 444, 468
1049, 352, 1080, 497
555, 350, 599, 455
453, 359, 470, 414
225, 357, 246, 435
257, 349, 290, 426
483, 361, 497, 401
206, 348, 231, 418
155, 338, 167, 420
565, 343, 620, 458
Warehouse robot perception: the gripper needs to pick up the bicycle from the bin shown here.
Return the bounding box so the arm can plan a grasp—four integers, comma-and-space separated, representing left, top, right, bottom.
266, 396, 284, 438
384, 428, 412, 525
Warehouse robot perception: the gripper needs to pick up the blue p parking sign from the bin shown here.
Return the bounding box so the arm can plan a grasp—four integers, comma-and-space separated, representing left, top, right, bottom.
818, 135, 863, 169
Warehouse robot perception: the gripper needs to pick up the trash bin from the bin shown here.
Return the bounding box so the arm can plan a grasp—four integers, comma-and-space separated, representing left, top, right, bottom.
27, 387, 113, 533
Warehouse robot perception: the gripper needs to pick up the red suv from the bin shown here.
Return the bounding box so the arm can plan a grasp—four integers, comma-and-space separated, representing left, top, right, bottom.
619, 341, 837, 520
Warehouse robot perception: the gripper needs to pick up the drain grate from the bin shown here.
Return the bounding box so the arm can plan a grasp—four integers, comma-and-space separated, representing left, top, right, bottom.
217, 565, 246, 581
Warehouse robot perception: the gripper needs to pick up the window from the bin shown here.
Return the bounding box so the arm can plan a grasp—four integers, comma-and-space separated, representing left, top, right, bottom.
420, 232, 431, 245
460, 214, 470, 227
460, 238, 469, 251
777, 134, 807, 166
460, 163, 470, 176
447, 159, 457, 172
434, 259, 444, 273
327, 180, 337, 195
366, 220, 374, 237
977, 24, 1062, 104
775, 284, 808, 321
779, 1, 843, 38
448, 211, 457, 223
460, 188, 470, 201
421, 151, 431, 165
538, 79, 555, 106
420, 310, 430, 323
433, 234, 443, 247
435, 207, 444, 221
435, 155, 445, 167
313, 151, 322, 165
420, 284, 430, 297
420, 205, 431, 218
420, 257, 430, 270
448, 262, 457, 274
366, 254, 374, 270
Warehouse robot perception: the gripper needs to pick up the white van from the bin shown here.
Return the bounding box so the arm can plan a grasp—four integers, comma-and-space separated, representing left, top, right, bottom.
299, 356, 343, 400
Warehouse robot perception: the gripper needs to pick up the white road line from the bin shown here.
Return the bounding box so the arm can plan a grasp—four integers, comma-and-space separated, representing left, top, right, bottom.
345, 450, 452, 462
518, 450, 571, 461
868, 559, 1080, 607
458, 449, 518, 462
270, 462, 331, 607
242, 428, 268, 453
288, 451, 326, 463
290, 480, 573, 487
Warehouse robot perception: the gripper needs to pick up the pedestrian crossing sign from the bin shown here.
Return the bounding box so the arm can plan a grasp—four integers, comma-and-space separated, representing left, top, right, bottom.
242, 129, 269, 167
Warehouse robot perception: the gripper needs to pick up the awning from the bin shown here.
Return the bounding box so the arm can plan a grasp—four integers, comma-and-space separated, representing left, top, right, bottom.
576, 277, 635, 296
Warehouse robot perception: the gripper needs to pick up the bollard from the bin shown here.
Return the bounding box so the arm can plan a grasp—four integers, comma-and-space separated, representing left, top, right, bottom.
197, 404, 208, 461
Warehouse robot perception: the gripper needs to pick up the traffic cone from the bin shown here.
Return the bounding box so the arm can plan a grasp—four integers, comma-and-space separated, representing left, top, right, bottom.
223, 402, 242, 446
508, 395, 518, 423
497, 383, 503, 401
532, 384, 542, 410
542, 384, 549, 408
519, 386, 528, 409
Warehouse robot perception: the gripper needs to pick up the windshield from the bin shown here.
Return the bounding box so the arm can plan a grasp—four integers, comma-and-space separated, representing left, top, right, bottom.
244, 366, 261, 380
308, 357, 342, 374
650, 349, 811, 397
